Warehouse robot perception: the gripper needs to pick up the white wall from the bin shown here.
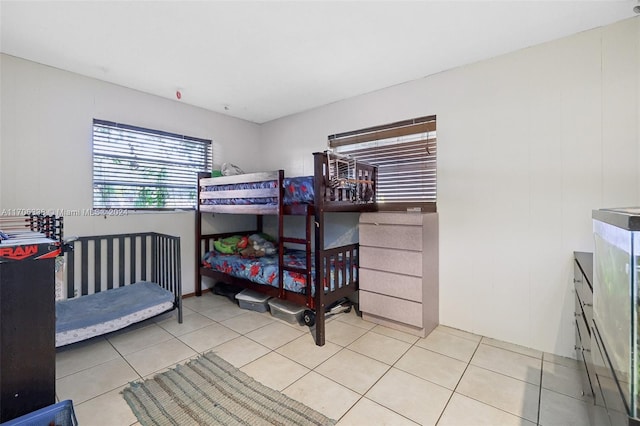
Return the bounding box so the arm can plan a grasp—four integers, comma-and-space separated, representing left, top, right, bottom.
0, 54, 261, 295
259, 17, 640, 356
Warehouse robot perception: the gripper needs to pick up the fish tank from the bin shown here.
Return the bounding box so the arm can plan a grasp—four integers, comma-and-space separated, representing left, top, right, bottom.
592, 207, 640, 420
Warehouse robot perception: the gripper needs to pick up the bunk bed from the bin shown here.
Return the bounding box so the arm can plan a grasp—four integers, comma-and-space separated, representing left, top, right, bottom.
196, 151, 377, 346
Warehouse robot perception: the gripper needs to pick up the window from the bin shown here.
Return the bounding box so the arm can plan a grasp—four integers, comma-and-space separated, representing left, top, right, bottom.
328, 115, 436, 211
92, 119, 211, 209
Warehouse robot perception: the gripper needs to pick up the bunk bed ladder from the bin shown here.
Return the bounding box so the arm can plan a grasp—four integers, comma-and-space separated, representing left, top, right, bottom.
280, 211, 313, 305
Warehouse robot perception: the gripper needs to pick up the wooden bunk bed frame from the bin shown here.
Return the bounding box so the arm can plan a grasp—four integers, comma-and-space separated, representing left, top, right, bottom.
195, 151, 378, 346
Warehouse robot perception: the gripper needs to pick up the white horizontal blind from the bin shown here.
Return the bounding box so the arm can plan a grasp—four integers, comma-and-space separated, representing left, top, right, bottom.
329, 116, 436, 206
93, 119, 211, 209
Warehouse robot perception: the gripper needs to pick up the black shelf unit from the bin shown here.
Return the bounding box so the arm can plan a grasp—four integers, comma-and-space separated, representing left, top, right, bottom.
0, 216, 62, 422
0, 256, 56, 422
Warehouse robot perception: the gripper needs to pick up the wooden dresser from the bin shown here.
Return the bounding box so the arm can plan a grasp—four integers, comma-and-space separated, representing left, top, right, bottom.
358, 212, 438, 337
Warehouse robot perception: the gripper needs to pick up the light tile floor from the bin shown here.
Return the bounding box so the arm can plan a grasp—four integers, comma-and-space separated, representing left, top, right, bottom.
54, 292, 601, 425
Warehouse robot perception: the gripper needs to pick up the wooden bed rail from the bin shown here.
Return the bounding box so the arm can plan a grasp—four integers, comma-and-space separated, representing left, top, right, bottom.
314, 151, 378, 208
319, 243, 359, 302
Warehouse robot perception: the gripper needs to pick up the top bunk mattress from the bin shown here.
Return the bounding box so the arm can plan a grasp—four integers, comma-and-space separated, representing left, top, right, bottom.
202, 176, 314, 206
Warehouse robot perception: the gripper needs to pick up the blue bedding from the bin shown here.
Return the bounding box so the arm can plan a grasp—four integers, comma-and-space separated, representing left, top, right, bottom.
56, 281, 174, 334
202, 248, 355, 294
202, 176, 314, 206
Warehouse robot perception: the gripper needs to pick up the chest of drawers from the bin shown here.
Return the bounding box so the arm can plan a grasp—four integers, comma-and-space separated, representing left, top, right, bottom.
358, 212, 438, 337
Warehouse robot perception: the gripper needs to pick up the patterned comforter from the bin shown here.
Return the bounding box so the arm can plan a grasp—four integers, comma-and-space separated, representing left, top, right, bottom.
202, 176, 314, 206
201, 248, 355, 294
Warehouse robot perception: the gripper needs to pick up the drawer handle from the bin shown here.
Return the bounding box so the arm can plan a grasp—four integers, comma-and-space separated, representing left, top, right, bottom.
582, 302, 593, 307
574, 278, 582, 283
583, 348, 591, 353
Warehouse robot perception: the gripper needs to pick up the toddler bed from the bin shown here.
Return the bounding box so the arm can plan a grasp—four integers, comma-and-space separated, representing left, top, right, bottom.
196, 151, 377, 346
55, 232, 182, 347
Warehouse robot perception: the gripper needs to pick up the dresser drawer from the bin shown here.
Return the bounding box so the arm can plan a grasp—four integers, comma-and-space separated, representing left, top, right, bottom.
360, 223, 422, 251
575, 283, 593, 326
359, 268, 423, 302
575, 301, 591, 350
360, 212, 425, 226
582, 302, 593, 329
359, 246, 423, 277
360, 290, 423, 327
575, 319, 596, 400
574, 262, 593, 309
575, 344, 595, 399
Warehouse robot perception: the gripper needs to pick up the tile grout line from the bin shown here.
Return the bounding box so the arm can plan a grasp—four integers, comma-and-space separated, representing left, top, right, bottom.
436, 340, 542, 425
433, 338, 482, 425
265, 311, 421, 423
331, 325, 432, 425
60, 336, 147, 414
537, 355, 544, 425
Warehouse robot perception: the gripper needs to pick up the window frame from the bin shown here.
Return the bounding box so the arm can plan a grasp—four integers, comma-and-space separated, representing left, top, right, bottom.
92, 119, 212, 211
328, 115, 437, 212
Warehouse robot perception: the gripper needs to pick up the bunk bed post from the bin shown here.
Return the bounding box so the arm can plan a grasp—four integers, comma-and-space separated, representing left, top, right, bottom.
195, 171, 209, 296
277, 169, 285, 299
305, 210, 313, 311
313, 152, 326, 346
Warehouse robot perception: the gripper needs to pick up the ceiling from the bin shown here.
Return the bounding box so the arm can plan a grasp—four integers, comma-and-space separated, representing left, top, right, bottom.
1, 1, 638, 124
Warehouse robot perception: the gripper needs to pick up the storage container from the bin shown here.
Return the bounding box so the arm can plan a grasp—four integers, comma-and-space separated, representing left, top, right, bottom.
235, 289, 271, 313
213, 282, 243, 304
1, 400, 77, 426
268, 298, 305, 324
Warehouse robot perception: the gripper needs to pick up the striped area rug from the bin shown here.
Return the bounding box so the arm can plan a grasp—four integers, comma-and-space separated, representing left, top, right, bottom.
122, 351, 335, 426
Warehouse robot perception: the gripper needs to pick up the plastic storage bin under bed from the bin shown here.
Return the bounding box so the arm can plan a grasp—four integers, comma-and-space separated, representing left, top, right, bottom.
1, 400, 77, 426
235, 289, 271, 313
268, 298, 305, 324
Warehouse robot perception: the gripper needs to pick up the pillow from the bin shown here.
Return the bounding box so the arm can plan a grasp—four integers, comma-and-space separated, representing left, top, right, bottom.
221, 163, 244, 176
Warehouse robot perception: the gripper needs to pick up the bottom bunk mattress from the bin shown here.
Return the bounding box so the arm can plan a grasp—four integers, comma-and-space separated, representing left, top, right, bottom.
55, 281, 175, 347
201, 248, 355, 294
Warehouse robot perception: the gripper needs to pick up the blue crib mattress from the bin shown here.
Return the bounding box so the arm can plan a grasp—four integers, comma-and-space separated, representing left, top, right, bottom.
55, 281, 175, 346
